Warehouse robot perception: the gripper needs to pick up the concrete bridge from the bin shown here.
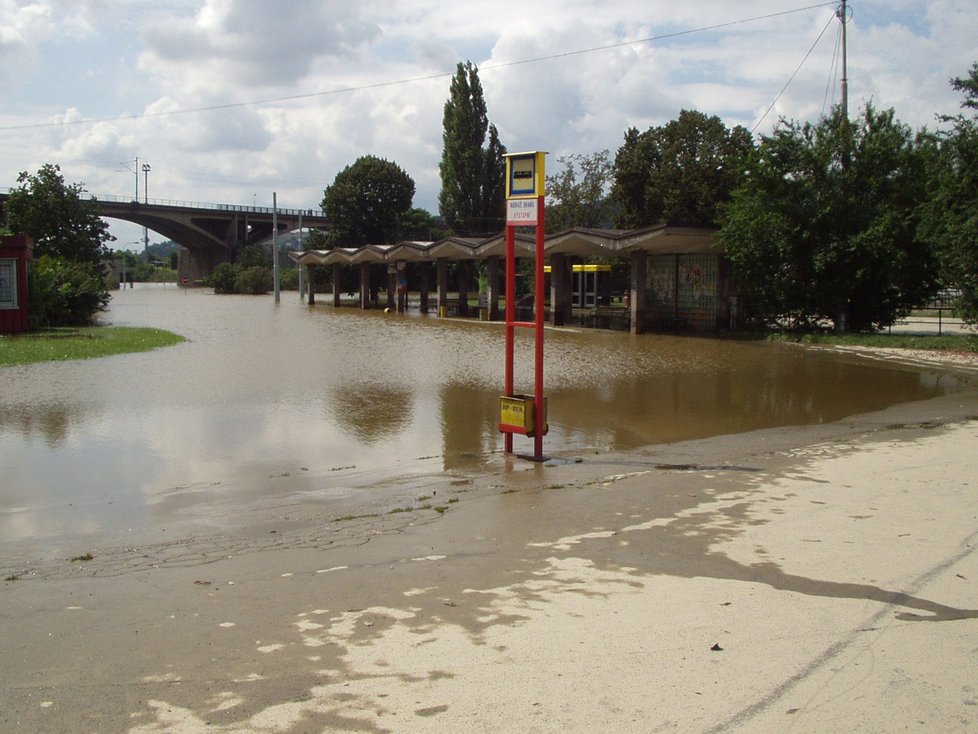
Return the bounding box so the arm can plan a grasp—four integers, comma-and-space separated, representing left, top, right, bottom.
0, 190, 329, 284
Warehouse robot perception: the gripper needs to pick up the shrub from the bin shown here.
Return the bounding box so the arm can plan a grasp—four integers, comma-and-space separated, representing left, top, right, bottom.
28, 255, 110, 329
280, 267, 300, 290
234, 266, 273, 294
206, 262, 240, 293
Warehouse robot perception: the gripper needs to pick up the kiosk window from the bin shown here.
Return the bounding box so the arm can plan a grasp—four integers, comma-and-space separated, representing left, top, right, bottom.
0, 260, 16, 309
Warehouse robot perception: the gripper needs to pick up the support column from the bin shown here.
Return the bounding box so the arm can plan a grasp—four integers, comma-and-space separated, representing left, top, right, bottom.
630, 250, 647, 334
436, 257, 449, 316
419, 262, 430, 314
359, 263, 371, 309
307, 265, 316, 305
457, 260, 469, 317
386, 265, 396, 310
487, 255, 501, 321
332, 264, 342, 307
549, 253, 572, 326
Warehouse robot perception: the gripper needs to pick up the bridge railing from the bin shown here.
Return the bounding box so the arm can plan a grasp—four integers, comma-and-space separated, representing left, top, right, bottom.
0, 186, 326, 218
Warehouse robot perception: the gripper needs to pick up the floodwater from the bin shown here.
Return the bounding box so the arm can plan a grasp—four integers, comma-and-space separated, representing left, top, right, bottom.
0, 285, 964, 546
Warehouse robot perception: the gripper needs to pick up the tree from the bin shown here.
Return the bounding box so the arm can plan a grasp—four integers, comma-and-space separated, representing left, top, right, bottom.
6, 164, 113, 264
919, 62, 978, 324
611, 110, 753, 228
719, 103, 937, 332
322, 155, 415, 246
545, 151, 614, 232
438, 61, 507, 235
397, 208, 450, 242
7, 164, 112, 326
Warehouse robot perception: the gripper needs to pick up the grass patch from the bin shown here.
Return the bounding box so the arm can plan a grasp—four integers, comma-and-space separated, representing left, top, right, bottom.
0, 326, 186, 367
771, 332, 978, 353
69, 553, 94, 562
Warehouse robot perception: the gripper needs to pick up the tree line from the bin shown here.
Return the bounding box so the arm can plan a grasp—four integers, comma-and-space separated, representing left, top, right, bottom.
5, 60, 977, 331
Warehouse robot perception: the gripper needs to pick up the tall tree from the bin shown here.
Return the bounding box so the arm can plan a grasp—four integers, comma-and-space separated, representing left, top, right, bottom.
322, 155, 415, 246
545, 150, 614, 233
719, 103, 937, 332
611, 110, 753, 228
7, 163, 113, 264
438, 61, 507, 235
919, 62, 978, 324
7, 163, 112, 327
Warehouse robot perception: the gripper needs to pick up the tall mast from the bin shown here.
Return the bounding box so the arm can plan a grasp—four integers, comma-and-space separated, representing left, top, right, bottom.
838, 0, 848, 119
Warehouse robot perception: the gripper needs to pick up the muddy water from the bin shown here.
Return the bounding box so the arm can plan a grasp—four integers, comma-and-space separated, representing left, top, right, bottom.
0, 285, 963, 545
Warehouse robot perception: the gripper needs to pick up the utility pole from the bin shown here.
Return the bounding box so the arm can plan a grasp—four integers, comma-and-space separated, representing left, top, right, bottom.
838, 0, 848, 119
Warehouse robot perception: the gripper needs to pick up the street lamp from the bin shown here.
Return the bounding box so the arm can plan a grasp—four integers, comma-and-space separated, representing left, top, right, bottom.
141, 163, 151, 253
142, 163, 151, 202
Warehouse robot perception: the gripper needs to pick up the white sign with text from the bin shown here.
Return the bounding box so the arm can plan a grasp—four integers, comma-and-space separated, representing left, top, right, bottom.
506, 198, 539, 225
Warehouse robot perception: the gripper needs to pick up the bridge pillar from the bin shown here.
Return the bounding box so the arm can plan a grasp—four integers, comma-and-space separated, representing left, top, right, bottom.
178, 248, 223, 287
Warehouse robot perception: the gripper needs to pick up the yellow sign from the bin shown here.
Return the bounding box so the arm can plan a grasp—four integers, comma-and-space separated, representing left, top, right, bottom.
499, 395, 548, 436
504, 151, 547, 199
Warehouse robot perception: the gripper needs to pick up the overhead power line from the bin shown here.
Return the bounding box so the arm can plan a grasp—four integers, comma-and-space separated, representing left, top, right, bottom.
0, 2, 837, 133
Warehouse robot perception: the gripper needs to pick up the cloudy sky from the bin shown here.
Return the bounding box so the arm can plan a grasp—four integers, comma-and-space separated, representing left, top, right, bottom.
1, 0, 975, 248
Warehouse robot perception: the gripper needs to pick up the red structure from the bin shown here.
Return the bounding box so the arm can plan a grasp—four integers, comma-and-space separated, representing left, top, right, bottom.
0, 235, 33, 334
498, 152, 549, 461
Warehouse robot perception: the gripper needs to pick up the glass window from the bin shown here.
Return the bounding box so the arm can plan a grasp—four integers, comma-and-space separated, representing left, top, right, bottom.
0, 260, 17, 309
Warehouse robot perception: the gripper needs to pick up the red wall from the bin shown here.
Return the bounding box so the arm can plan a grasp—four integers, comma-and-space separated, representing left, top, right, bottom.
0, 235, 33, 334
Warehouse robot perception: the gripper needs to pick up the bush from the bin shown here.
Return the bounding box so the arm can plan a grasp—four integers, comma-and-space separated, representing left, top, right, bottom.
234, 266, 273, 294
280, 267, 300, 290
28, 255, 110, 329
206, 262, 240, 294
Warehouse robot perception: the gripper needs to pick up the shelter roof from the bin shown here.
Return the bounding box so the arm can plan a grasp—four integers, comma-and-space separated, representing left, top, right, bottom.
287, 225, 720, 265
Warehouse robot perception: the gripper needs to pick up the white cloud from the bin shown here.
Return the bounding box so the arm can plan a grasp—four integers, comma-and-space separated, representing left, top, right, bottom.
2, 0, 976, 247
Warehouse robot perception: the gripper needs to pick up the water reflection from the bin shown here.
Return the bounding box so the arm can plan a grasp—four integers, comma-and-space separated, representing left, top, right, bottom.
328, 383, 414, 445
0, 285, 965, 543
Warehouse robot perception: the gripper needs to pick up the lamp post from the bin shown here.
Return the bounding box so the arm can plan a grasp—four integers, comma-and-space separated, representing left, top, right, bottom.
141, 163, 151, 254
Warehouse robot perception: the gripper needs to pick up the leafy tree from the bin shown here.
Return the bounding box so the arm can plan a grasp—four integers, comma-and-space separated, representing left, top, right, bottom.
322, 155, 415, 246
7, 164, 112, 326
7, 164, 113, 264
545, 151, 614, 233
719, 103, 937, 332
919, 62, 978, 324
238, 244, 271, 268
398, 208, 450, 241
612, 110, 753, 227
438, 61, 507, 235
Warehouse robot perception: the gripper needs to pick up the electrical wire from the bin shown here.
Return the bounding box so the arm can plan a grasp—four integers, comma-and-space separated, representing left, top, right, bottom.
0, 2, 837, 133
750, 10, 838, 133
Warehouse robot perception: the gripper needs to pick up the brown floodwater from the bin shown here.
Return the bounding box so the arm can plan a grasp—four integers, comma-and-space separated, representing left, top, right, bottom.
0, 284, 966, 546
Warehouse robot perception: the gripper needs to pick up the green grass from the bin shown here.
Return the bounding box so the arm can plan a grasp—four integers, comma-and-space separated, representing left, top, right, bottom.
771, 332, 978, 352
0, 326, 186, 367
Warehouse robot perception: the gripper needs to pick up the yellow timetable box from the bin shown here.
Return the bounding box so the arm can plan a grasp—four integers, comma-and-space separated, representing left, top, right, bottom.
499, 395, 548, 436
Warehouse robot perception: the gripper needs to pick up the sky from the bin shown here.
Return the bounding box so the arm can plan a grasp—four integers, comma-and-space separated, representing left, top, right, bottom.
1, 0, 975, 250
